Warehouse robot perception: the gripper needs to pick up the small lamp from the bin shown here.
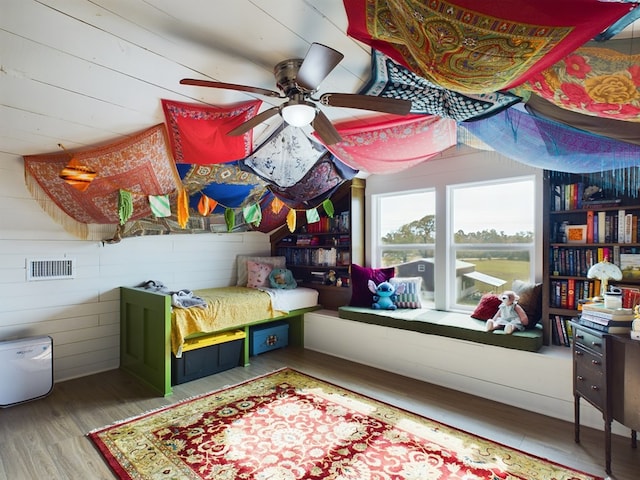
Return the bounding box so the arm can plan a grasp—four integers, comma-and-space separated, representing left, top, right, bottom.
587, 260, 623, 301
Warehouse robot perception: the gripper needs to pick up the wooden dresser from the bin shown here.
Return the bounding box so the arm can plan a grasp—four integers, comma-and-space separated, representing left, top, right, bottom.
571, 322, 639, 474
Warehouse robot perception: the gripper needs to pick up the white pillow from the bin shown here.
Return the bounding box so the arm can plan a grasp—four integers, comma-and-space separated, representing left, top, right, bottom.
236, 255, 286, 286
390, 277, 423, 309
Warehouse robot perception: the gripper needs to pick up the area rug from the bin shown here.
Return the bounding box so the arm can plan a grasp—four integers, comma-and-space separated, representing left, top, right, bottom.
88, 368, 602, 480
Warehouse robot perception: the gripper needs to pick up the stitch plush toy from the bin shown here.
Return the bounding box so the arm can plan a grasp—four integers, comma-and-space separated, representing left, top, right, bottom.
368, 279, 405, 310
486, 290, 529, 334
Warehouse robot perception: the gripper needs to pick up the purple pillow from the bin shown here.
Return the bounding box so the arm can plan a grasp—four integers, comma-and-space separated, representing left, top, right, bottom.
349, 264, 395, 308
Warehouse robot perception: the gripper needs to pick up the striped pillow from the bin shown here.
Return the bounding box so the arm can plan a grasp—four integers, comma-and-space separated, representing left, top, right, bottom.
390, 277, 423, 309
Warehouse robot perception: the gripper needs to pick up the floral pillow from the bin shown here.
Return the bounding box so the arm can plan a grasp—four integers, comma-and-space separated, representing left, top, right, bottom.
246, 261, 273, 289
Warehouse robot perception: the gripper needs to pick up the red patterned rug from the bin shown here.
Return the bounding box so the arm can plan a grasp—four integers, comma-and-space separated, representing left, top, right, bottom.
88, 368, 602, 480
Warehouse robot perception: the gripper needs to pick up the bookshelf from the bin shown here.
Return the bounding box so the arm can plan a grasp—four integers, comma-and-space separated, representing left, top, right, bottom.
543, 170, 640, 346
270, 179, 364, 310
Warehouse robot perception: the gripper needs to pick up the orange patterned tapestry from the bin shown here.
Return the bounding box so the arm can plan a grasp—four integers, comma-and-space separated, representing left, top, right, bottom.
24, 124, 181, 227
344, 0, 635, 94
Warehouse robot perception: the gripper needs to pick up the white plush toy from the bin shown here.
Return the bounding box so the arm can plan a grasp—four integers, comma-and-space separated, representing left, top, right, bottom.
486, 290, 529, 334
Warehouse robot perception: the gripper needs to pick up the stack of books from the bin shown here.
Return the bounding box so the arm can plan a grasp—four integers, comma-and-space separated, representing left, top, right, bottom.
578, 303, 634, 333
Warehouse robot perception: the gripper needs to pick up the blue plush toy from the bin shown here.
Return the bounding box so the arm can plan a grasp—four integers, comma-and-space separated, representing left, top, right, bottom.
368, 279, 405, 310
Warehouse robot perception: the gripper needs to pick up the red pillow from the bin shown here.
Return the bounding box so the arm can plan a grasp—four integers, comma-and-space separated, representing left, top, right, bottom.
471, 294, 502, 320
349, 264, 395, 308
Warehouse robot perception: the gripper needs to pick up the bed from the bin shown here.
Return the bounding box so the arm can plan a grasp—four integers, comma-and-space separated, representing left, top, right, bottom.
120, 284, 319, 396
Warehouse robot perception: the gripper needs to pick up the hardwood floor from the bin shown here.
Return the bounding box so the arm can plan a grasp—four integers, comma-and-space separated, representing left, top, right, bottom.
0, 347, 636, 479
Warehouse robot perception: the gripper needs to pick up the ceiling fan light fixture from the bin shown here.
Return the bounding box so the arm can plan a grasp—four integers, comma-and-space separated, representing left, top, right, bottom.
281, 101, 316, 127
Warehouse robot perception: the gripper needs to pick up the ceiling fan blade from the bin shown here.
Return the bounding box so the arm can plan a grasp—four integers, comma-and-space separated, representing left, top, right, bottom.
311, 110, 343, 145
320, 93, 412, 115
296, 43, 344, 91
227, 106, 281, 136
180, 78, 283, 98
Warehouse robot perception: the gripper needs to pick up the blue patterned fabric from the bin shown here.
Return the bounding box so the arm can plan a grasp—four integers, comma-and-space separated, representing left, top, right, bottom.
359, 50, 521, 122
462, 107, 640, 173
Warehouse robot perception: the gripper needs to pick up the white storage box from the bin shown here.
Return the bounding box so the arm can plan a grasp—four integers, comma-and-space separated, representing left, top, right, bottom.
0, 336, 53, 407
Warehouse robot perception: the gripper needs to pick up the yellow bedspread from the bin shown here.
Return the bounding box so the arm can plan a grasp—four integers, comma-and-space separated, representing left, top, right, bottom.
171, 286, 283, 357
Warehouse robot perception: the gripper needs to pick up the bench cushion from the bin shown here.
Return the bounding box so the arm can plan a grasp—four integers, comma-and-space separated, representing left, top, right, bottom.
338, 306, 544, 352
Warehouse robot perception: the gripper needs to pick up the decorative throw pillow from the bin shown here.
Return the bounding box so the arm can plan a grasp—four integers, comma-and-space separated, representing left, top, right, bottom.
236, 255, 286, 287
389, 277, 423, 308
349, 264, 395, 308
512, 280, 543, 329
269, 268, 297, 289
246, 261, 273, 289
470, 294, 502, 320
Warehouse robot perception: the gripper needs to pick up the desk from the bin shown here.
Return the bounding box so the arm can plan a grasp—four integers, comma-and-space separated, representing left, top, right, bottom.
572, 322, 638, 474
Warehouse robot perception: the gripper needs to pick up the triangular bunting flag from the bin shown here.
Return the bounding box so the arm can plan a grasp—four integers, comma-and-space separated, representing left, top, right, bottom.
148, 194, 171, 218
270, 196, 285, 215
243, 203, 262, 226
225, 207, 235, 232
286, 209, 297, 233
118, 189, 133, 225
306, 208, 320, 225
177, 188, 189, 229
198, 194, 217, 216
322, 199, 335, 218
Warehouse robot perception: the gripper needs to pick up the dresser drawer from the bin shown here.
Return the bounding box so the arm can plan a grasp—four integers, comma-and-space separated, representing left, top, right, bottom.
573, 325, 605, 355
574, 345, 606, 409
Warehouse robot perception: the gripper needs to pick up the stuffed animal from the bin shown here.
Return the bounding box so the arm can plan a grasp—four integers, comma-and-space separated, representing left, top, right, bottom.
268, 268, 297, 289
486, 290, 529, 334
368, 279, 405, 310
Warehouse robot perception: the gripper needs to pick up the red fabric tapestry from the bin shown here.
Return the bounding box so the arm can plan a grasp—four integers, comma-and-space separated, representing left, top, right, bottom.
162, 98, 262, 164
23, 124, 180, 225
321, 114, 456, 175
344, 0, 636, 94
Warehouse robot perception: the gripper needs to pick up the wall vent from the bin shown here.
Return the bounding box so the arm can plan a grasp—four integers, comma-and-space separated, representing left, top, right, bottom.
26, 258, 75, 281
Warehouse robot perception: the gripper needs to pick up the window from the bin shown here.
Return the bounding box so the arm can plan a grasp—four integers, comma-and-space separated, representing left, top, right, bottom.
449, 177, 535, 310
375, 190, 436, 307
373, 176, 535, 312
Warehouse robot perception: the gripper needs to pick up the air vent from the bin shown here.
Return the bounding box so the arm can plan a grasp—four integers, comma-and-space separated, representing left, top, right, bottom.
26, 258, 75, 281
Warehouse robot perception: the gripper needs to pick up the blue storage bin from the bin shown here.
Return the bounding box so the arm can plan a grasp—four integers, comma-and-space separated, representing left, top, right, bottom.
250, 320, 289, 356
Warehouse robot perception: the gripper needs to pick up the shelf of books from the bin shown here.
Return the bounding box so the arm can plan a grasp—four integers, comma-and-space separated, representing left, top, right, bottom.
543, 170, 640, 346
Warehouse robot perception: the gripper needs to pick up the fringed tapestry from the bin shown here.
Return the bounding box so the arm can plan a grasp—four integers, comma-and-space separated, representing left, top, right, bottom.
513, 46, 640, 122
525, 94, 640, 146
240, 124, 327, 187
23, 124, 180, 238
344, 0, 636, 94
462, 106, 640, 174
322, 114, 456, 175
360, 50, 521, 121
162, 99, 261, 164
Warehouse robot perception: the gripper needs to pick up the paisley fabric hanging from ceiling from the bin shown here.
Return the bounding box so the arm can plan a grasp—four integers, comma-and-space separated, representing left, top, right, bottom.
322, 114, 456, 175
240, 124, 327, 187
513, 46, 640, 122
23, 124, 180, 228
343, 0, 636, 94
162, 99, 262, 164
462, 106, 640, 174
360, 50, 521, 121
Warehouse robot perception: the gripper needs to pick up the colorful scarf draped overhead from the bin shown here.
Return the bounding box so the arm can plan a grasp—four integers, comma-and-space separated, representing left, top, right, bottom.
162, 99, 261, 164
344, 0, 636, 94
240, 124, 327, 187
513, 46, 640, 122
462, 106, 640, 174
321, 114, 456, 175
360, 50, 521, 121
23, 124, 181, 233
525, 93, 640, 146
176, 161, 267, 215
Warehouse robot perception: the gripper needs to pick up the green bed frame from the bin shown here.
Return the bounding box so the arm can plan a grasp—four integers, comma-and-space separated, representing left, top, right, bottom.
120, 286, 318, 396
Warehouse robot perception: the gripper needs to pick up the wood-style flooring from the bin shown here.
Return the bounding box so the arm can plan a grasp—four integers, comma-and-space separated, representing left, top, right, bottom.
0, 347, 637, 479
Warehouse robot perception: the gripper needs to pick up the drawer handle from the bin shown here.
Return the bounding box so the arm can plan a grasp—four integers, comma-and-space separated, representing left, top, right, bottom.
577, 375, 584, 381
576, 334, 585, 340
591, 385, 600, 391
576, 351, 583, 356
591, 359, 601, 366
591, 341, 602, 348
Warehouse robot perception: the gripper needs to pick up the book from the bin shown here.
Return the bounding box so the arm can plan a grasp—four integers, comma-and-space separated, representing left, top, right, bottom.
577, 317, 632, 333
597, 211, 607, 243
581, 303, 634, 320
586, 210, 594, 243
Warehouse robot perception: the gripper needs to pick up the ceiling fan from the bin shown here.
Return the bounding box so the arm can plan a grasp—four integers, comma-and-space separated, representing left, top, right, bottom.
180, 43, 412, 145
